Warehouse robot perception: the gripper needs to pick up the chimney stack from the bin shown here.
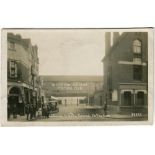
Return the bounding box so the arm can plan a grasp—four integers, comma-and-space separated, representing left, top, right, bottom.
105, 32, 111, 55
113, 32, 120, 45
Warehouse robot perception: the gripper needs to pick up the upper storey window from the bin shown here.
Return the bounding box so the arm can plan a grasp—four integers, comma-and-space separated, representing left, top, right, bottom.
9, 42, 16, 50
9, 60, 17, 78
133, 40, 141, 54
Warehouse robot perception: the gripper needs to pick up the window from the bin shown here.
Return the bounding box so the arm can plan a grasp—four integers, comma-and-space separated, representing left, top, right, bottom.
133, 65, 142, 80
112, 90, 118, 101
9, 42, 15, 50
9, 60, 17, 78
133, 40, 141, 54
133, 58, 142, 64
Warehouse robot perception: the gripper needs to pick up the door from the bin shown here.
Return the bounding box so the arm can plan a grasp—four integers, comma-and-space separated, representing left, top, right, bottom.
137, 92, 144, 106
124, 91, 132, 106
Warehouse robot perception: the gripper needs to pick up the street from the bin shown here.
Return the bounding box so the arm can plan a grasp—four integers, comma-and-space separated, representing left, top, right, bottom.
8, 103, 148, 122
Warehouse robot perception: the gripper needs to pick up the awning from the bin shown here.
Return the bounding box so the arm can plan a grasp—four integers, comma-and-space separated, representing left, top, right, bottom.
50, 96, 59, 100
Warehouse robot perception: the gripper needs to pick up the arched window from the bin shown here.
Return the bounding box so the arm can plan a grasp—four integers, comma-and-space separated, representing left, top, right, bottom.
133, 40, 142, 54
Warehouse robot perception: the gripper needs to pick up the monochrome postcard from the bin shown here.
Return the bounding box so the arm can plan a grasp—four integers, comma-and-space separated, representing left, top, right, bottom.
0, 28, 154, 126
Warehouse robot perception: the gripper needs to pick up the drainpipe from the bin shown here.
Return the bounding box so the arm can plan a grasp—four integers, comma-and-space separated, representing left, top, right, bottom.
133, 89, 136, 113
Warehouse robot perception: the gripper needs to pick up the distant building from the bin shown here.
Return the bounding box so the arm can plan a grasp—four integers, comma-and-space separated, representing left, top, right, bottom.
102, 32, 148, 114
7, 33, 40, 115
40, 75, 103, 105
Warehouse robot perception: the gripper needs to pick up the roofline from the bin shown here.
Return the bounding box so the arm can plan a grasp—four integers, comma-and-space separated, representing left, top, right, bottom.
102, 32, 128, 61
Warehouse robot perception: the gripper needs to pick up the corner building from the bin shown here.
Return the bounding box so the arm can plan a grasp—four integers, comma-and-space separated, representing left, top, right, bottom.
103, 32, 148, 114
7, 33, 40, 115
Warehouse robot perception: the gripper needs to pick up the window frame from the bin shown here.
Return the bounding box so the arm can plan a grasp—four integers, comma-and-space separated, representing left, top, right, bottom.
133, 39, 142, 54
137, 91, 145, 106
8, 41, 16, 50
9, 60, 17, 78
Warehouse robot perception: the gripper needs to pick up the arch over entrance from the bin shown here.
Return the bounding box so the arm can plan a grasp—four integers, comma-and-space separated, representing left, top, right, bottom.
8, 86, 24, 117
9, 86, 20, 94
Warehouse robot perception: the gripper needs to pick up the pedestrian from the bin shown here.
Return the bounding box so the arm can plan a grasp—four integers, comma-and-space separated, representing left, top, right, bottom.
12, 104, 17, 118
46, 104, 50, 118
37, 108, 42, 119
25, 104, 30, 120
65, 99, 67, 107
30, 104, 33, 120
42, 104, 46, 118
7, 104, 11, 119
33, 104, 37, 119
104, 102, 107, 116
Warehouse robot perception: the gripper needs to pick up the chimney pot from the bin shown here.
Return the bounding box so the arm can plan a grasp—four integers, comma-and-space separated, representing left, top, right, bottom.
113, 32, 120, 45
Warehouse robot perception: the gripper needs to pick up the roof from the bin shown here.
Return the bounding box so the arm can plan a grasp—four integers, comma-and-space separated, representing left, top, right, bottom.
40, 75, 103, 82
102, 32, 128, 62
7, 33, 34, 49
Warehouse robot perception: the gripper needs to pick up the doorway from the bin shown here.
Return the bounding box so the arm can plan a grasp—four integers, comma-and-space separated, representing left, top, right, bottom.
8, 87, 24, 116
137, 91, 145, 106
124, 91, 132, 106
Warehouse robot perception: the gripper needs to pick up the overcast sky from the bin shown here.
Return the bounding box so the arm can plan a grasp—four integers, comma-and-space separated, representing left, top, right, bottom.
8, 29, 105, 75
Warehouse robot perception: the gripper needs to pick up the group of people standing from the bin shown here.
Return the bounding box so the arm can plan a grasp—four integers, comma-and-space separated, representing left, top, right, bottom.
41, 104, 51, 118
25, 103, 53, 120
25, 104, 37, 120
7, 101, 58, 121
7, 104, 17, 119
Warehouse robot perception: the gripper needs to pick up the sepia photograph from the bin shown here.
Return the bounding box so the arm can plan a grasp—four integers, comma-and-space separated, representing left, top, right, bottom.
1, 28, 154, 126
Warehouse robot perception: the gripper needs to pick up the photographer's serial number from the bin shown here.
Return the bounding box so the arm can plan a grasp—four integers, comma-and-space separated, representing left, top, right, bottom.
131, 113, 142, 117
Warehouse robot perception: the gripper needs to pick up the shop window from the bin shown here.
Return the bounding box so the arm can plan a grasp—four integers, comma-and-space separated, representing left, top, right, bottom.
124, 91, 132, 106
137, 92, 145, 106
9, 60, 17, 78
133, 65, 142, 81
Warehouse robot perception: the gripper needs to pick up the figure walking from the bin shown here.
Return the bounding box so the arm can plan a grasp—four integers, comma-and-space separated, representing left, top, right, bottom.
65, 99, 67, 107
30, 104, 33, 120
104, 102, 107, 116
7, 104, 11, 119
33, 104, 37, 119
25, 104, 30, 120
12, 104, 17, 118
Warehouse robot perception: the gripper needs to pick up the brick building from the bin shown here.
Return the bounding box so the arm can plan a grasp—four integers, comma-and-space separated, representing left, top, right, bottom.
7, 33, 40, 116
102, 32, 148, 114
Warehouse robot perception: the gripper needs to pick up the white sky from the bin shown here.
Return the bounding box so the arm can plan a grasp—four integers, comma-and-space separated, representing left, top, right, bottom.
8, 29, 105, 75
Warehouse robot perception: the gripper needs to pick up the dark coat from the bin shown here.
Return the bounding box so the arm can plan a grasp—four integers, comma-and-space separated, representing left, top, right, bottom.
25, 105, 30, 114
